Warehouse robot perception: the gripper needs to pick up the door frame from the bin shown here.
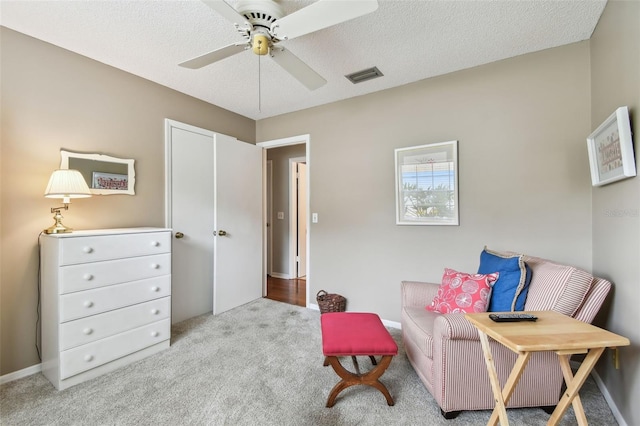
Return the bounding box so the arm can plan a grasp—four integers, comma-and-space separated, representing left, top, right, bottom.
289, 156, 306, 279
257, 135, 311, 307
266, 160, 273, 276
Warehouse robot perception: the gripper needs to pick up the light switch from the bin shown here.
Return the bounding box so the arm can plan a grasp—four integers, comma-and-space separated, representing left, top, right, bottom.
277, 212, 284, 220
312, 213, 318, 223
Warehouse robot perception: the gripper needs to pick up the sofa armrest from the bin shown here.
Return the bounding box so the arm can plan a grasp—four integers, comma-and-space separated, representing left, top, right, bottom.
433, 314, 481, 341
401, 280, 439, 308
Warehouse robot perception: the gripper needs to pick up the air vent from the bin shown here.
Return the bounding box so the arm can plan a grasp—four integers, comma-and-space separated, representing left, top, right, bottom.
345, 67, 384, 84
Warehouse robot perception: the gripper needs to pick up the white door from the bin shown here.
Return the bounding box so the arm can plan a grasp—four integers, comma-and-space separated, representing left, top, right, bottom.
297, 163, 307, 278
213, 134, 263, 314
167, 124, 215, 323
165, 120, 263, 321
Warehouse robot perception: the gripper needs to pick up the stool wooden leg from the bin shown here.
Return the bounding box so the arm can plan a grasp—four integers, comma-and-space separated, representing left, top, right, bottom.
325, 355, 395, 407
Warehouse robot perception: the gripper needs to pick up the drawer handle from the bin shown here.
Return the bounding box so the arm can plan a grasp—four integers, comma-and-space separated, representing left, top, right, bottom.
150, 263, 160, 269
151, 241, 160, 247
83, 274, 94, 281
151, 331, 159, 338
83, 301, 94, 308
151, 286, 160, 292
151, 309, 160, 315
83, 328, 94, 335
84, 354, 94, 362
82, 246, 94, 254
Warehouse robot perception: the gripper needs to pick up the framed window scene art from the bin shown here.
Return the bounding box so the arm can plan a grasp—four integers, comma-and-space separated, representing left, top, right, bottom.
587, 106, 636, 187
395, 140, 459, 225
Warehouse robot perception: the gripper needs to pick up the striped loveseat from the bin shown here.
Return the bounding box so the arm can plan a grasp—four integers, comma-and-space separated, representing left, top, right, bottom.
400, 252, 611, 419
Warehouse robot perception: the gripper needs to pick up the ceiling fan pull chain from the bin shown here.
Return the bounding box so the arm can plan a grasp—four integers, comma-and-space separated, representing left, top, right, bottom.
258, 42, 262, 112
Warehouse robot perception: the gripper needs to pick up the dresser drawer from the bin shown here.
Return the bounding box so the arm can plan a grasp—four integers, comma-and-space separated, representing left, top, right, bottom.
59, 318, 170, 379
60, 275, 171, 322
60, 253, 170, 294
59, 231, 170, 265
60, 297, 171, 350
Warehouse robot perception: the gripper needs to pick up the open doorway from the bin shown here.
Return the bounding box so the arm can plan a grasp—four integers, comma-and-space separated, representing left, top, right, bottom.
257, 136, 310, 308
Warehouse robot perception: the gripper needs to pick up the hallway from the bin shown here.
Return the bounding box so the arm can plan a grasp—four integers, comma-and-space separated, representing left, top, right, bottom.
265, 276, 306, 307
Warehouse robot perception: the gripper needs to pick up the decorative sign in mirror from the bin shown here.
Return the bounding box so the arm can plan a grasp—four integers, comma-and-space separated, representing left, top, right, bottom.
60, 150, 136, 195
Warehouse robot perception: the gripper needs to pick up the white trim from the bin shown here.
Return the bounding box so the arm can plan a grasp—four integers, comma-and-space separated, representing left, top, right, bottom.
590, 367, 627, 426
269, 272, 291, 279
0, 363, 42, 385
308, 304, 401, 329
257, 134, 310, 149
289, 156, 306, 279
266, 160, 273, 277
258, 134, 311, 308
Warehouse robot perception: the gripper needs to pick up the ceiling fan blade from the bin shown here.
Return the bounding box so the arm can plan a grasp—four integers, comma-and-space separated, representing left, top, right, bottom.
271, 0, 378, 41
201, 0, 251, 30
179, 43, 247, 69
270, 47, 327, 91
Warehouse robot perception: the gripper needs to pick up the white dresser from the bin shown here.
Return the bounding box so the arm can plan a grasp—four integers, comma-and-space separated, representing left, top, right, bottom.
40, 227, 172, 390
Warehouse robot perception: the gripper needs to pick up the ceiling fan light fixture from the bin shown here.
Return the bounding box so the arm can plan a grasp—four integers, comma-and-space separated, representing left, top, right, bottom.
252, 34, 269, 55
345, 66, 384, 84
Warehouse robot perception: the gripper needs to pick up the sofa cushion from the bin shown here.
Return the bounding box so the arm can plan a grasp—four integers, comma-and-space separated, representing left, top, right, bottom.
478, 248, 532, 312
522, 256, 593, 316
426, 268, 498, 314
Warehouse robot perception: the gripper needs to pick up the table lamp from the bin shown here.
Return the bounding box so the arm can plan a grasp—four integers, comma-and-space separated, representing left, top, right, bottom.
43, 169, 92, 234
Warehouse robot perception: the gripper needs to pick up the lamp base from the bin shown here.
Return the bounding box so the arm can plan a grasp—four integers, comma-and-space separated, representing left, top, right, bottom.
44, 208, 73, 234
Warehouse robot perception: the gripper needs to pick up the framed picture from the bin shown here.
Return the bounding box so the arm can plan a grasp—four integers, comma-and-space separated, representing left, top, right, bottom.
395, 140, 459, 225
92, 172, 129, 191
587, 106, 636, 187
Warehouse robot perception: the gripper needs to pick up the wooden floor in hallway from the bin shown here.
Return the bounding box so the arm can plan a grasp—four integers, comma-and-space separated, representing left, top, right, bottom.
265, 276, 306, 307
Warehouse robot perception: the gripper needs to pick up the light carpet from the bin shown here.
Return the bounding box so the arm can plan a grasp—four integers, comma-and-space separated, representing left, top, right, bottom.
1, 298, 617, 425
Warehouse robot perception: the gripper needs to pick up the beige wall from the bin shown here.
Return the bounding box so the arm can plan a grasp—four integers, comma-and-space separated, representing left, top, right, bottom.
0, 28, 255, 375
266, 144, 306, 276
590, 1, 640, 424
258, 42, 593, 322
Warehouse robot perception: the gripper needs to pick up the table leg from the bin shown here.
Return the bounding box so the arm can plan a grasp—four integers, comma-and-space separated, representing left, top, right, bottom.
478, 331, 532, 426
557, 355, 587, 426
548, 347, 604, 425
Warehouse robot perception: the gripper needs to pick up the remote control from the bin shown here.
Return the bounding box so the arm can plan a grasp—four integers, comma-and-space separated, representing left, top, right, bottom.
489, 313, 538, 322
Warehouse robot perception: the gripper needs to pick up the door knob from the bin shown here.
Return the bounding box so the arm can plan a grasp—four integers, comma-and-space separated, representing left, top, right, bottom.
217, 230, 227, 236
175, 232, 184, 239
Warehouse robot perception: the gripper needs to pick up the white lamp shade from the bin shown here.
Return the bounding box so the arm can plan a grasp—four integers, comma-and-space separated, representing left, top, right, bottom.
44, 169, 92, 199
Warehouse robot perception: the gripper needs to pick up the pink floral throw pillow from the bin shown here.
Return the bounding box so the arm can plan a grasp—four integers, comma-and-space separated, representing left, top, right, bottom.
426, 268, 499, 314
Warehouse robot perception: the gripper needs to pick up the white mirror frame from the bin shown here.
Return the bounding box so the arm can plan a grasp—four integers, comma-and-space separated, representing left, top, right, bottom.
60, 150, 136, 195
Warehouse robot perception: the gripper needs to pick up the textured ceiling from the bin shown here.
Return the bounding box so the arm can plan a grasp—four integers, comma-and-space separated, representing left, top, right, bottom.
1, 0, 606, 120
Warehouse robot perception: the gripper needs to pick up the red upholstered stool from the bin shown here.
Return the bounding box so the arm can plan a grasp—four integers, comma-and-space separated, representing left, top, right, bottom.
320, 312, 398, 407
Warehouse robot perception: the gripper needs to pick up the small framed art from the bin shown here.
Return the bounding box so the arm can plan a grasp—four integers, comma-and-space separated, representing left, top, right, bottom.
395, 140, 459, 225
587, 106, 636, 187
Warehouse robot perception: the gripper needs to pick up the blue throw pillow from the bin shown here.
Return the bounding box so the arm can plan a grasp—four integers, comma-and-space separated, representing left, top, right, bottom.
477, 248, 532, 312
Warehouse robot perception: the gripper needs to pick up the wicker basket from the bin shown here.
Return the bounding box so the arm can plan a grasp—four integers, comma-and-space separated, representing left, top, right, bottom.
316, 290, 346, 314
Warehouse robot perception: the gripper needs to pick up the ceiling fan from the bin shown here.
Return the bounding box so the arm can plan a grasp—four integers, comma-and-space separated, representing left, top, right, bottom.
179, 0, 379, 90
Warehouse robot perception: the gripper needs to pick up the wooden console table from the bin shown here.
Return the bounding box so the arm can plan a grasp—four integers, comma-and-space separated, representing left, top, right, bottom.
465, 311, 629, 426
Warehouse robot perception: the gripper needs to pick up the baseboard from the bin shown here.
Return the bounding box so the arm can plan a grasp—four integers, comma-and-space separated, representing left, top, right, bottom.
307, 303, 401, 329
0, 363, 41, 385
382, 319, 401, 329
590, 367, 627, 426
269, 272, 291, 279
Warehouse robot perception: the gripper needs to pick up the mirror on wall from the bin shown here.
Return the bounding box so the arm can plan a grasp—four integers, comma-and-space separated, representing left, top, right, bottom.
60, 150, 136, 195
